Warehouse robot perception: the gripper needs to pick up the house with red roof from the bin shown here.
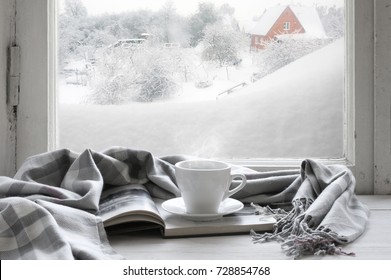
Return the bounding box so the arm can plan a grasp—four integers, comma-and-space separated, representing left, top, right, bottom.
250, 5, 327, 50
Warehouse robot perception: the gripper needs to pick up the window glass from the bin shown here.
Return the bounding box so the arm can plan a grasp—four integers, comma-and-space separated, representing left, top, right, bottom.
57, 0, 345, 159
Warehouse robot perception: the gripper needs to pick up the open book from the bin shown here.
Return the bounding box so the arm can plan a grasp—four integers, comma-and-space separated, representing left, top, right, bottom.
98, 184, 276, 237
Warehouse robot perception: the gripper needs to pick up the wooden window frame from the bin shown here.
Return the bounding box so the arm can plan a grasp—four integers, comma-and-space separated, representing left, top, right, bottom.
14, 0, 385, 194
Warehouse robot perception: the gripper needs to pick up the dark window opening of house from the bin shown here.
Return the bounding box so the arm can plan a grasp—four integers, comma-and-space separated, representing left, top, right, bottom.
57, 0, 345, 160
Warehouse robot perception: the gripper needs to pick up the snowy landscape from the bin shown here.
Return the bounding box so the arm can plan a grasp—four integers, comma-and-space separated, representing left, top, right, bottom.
58, 0, 344, 159
59, 39, 343, 159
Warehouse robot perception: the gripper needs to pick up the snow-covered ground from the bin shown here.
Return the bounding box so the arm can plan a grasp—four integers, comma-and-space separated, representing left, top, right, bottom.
58, 39, 343, 159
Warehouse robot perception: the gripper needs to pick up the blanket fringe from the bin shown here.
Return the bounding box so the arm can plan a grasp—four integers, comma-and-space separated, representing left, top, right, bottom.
250, 200, 355, 259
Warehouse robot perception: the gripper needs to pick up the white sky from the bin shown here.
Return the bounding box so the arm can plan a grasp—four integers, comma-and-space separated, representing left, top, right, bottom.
78, 0, 344, 20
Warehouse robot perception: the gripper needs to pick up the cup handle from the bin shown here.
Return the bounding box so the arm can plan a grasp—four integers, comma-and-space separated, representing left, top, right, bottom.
223, 174, 247, 201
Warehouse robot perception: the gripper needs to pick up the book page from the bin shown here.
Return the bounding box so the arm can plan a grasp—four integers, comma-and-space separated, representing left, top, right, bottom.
99, 184, 164, 228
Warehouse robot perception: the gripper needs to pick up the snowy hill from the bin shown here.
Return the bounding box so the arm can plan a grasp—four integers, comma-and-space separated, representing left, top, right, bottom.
217, 38, 344, 158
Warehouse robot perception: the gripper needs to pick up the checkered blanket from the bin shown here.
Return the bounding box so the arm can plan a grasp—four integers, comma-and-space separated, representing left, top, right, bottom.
0, 147, 369, 259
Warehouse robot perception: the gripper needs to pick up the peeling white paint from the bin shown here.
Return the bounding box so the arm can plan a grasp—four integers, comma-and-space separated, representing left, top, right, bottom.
0, 0, 17, 176
374, 0, 391, 194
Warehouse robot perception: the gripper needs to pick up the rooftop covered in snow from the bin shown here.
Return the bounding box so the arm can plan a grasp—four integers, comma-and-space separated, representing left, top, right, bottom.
250, 5, 327, 39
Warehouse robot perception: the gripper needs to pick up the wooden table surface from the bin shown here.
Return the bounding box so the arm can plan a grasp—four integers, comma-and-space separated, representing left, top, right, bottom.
108, 195, 391, 260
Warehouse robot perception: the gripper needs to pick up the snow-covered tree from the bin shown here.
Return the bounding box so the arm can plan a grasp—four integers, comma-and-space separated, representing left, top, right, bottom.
316, 5, 344, 40
58, 0, 88, 67
219, 3, 235, 16
157, 1, 178, 43
119, 10, 154, 39
63, 0, 87, 18
201, 22, 246, 67
189, 2, 219, 46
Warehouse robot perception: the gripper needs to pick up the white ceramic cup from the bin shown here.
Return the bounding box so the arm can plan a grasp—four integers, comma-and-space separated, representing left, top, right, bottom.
175, 160, 247, 214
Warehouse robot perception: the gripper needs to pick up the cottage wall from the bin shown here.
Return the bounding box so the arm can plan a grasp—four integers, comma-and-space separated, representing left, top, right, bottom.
251, 6, 304, 50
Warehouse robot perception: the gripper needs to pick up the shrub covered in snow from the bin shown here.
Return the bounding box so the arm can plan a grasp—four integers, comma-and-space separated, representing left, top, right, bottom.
132, 49, 179, 102
88, 44, 181, 104
88, 48, 134, 104
201, 22, 247, 67
254, 35, 331, 79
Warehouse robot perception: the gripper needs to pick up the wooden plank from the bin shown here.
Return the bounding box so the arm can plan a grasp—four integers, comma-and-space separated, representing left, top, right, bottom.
374, 0, 391, 194
15, 0, 50, 167
110, 231, 288, 260
0, 0, 17, 176
352, 0, 375, 194
358, 195, 391, 209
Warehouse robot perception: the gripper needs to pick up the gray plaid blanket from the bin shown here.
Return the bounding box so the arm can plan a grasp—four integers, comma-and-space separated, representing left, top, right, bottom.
0, 147, 369, 259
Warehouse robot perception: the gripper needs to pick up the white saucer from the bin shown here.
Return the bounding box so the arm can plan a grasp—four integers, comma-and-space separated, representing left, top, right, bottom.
161, 197, 244, 221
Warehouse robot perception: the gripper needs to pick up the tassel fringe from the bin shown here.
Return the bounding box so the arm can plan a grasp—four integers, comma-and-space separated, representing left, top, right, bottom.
250, 200, 355, 259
